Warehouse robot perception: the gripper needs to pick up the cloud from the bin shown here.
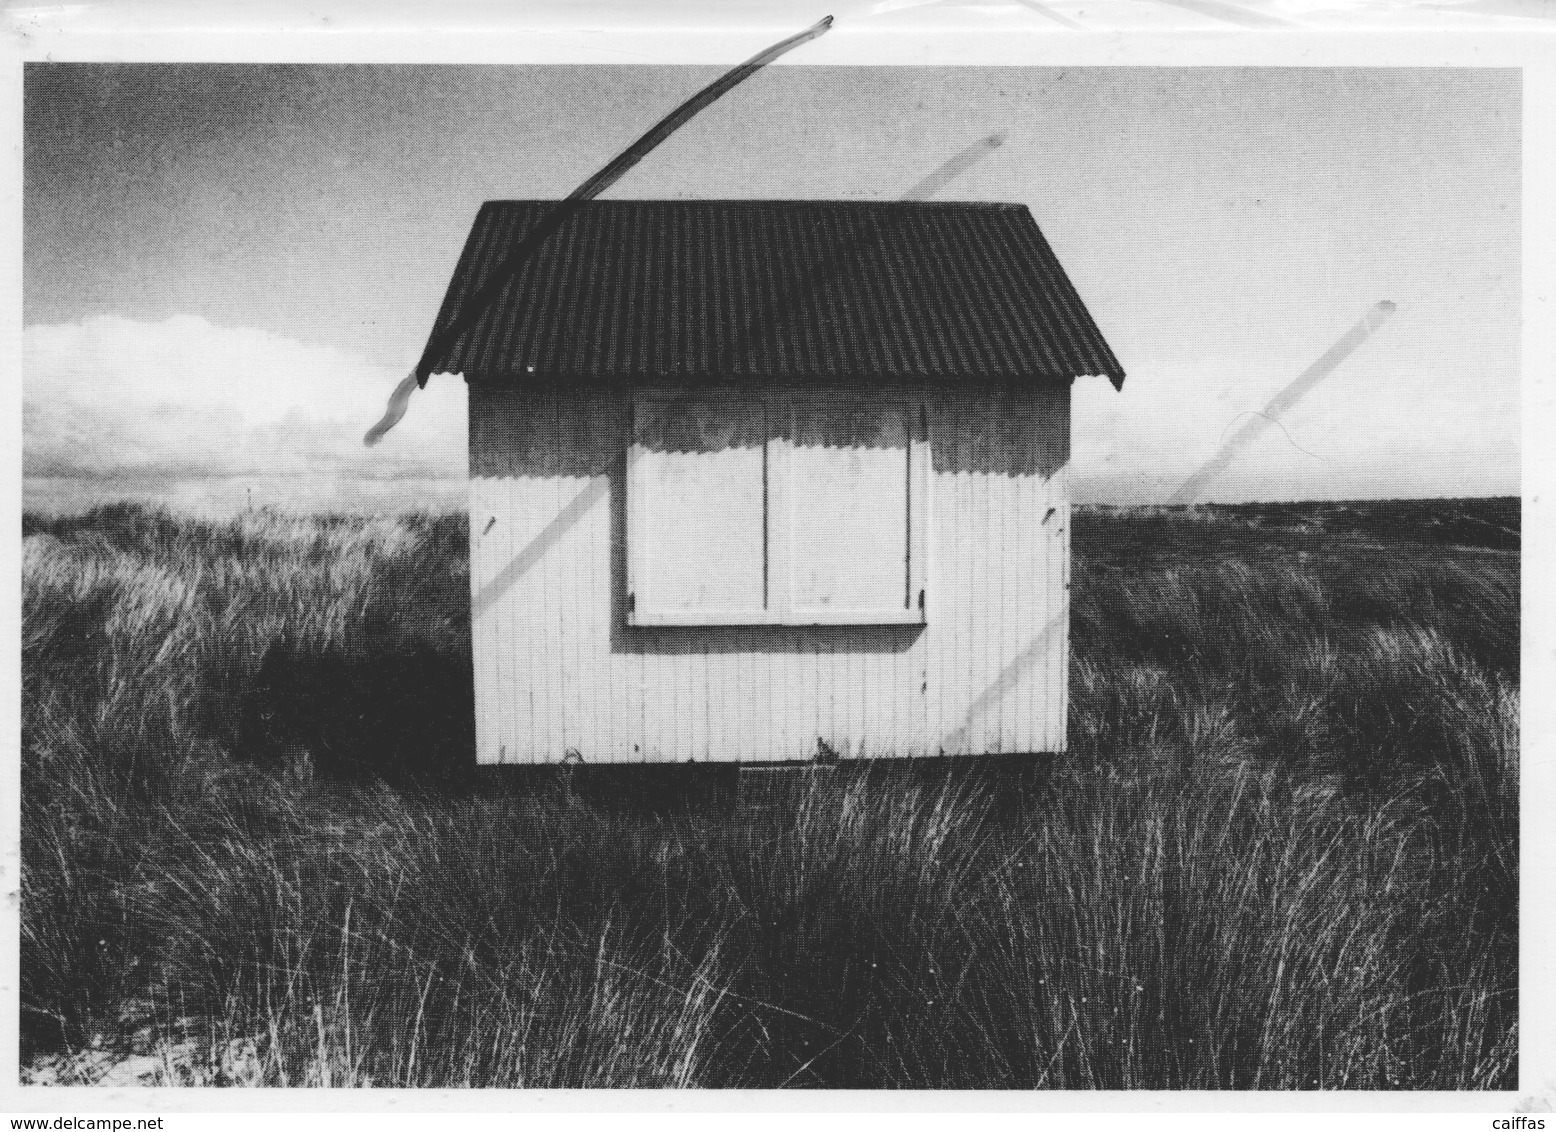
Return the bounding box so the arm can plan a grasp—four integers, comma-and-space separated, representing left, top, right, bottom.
1070, 324, 1519, 504
24, 309, 1518, 514
24, 315, 467, 509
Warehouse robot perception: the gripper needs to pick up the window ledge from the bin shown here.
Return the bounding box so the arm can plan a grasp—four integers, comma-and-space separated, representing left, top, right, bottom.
628, 606, 926, 628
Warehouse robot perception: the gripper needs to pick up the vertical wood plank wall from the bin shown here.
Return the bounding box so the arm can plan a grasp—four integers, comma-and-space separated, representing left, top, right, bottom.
467, 383, 1072, 765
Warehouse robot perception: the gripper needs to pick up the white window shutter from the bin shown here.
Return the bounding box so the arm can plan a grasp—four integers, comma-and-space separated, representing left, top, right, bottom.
628, 393, 767, 624
629, 390, 928, 627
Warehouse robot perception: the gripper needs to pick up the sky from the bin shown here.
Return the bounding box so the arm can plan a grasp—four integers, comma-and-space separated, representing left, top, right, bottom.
22, 63, 1520, 512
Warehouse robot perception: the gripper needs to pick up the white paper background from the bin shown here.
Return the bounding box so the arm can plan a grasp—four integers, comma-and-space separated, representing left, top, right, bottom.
1, 1, 1550, 1121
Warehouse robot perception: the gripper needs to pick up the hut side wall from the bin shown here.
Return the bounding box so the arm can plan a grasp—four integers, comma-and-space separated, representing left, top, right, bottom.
466, 382, 1072, 765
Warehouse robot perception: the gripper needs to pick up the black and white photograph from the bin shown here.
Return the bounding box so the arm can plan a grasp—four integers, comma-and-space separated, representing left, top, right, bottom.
6, 1, 1548, 1110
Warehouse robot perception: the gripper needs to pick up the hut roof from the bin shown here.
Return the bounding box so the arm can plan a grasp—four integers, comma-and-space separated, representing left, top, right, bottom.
418, 200, 1125, 389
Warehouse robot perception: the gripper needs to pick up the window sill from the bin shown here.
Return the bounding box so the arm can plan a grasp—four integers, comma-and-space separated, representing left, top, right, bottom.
628, 606, 927, 628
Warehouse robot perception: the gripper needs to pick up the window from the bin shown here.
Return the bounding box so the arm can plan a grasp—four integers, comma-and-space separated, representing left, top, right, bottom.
627, 390, 930, 626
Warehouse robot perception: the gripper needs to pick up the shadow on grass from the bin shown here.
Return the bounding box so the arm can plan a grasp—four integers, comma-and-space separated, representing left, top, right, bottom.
237, 637, 479, 792
235, 634, 1060, 819
236, 638, 752, 812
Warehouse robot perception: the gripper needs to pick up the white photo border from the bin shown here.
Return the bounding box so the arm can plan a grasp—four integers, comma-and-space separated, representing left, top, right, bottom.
0, 2, 1549, 1118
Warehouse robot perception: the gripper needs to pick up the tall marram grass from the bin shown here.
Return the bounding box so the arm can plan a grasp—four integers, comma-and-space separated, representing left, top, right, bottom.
21, 502, 1517, 1087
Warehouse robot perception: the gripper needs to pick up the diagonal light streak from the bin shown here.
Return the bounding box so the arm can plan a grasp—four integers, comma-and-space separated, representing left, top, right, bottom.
1147, 0, 1292, 26
940, 613, 1065, 755
364, 15, 835, 447
362, 369, 420, 447
1169, 299, 1398, 505
1010, 0, 1089, 29
712, 133, 1012, 376
902, 133, 1006, 201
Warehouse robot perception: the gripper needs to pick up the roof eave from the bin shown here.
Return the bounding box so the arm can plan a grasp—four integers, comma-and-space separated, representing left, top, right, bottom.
444, 369, 1124, 386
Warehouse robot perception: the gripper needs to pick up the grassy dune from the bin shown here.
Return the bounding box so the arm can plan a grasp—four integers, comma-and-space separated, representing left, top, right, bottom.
20, 500, 1518, 1088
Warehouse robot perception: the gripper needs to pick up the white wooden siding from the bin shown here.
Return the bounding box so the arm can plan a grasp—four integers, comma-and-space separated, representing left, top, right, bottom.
468, 382, 1072, 765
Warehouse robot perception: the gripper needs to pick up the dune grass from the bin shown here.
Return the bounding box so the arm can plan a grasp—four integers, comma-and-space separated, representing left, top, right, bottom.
19, 500, 1518, 1088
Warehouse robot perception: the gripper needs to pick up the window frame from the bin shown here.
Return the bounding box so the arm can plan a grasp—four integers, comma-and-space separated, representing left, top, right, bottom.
626, 388, 930, 628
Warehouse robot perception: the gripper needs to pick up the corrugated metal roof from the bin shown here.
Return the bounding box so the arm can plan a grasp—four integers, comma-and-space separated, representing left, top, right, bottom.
418, 200, 1125, 389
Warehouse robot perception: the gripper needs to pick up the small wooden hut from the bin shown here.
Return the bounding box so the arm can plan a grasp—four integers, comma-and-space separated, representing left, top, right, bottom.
418, 200, 1125, 766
